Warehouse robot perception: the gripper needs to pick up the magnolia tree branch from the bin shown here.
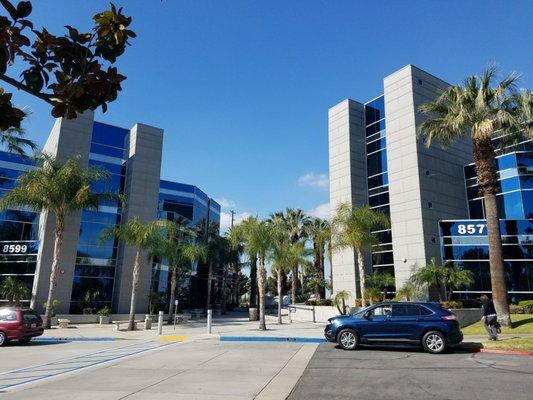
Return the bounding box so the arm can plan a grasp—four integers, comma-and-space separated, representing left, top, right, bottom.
0, 73, 54, 104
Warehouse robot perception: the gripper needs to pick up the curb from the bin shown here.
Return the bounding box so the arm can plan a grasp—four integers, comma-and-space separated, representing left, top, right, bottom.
34, 337, 119, 342
479, 348, 533, 356
220, 336, 326, 343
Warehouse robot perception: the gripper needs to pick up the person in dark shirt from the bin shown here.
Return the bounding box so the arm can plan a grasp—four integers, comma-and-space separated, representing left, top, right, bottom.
480, 294, 499, 340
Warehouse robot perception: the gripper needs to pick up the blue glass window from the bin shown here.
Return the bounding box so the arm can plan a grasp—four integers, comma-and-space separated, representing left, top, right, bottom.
366, 138, 387, 154
500, 177, 520, 193
368, 173, 388, 189
71, 276, 114, 301
367, 149, 388, 177
366, 119, 386, 136
497, 153, 517, 171
365, 96, 385, 125
90, 143, 125, 159
497, 191, 524, 219
468, 199, 484, 219
74, 265, 115, 278
522, 191, 533, 219
89, 160, 124, 175
91, 122, 128, 148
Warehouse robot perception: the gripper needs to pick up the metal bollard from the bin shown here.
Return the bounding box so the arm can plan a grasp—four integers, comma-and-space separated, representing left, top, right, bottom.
157, 311, 163, 335
207, 309, 212, 334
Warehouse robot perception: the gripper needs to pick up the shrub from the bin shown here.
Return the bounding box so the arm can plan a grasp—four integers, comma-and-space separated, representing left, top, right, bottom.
440, 300, 463, 309
518, 300, 533, 313
354, 298, 363, 308
82, 307, 93, 315
510, 304, 525, 314
97, 307, 111, 317
305, 299, 333, 306
43, 299, 60, 317
460, 299, 482, 308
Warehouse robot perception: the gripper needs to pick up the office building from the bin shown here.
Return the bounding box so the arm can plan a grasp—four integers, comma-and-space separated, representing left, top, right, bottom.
329, 65, 473, 302
0, 112, 220, 313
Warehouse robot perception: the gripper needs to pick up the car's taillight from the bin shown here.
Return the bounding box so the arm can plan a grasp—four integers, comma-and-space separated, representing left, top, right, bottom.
442, 314, 457, 321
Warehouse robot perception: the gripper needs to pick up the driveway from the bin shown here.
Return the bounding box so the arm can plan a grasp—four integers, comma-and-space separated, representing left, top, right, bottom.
288, 342, 533, 400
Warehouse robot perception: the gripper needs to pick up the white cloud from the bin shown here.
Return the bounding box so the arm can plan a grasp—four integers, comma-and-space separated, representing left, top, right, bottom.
219, 211, 252, 234
307, 202, 330, 220
214, 197, 236, 209
298, 172, 329, 189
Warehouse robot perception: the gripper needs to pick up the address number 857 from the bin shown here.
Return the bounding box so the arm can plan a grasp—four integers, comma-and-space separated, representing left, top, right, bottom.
457, 224, 486, 235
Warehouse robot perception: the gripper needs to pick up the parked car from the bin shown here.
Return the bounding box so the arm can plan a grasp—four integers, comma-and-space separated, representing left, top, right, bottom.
0, 307, 44, 346
324, 302, 463, 354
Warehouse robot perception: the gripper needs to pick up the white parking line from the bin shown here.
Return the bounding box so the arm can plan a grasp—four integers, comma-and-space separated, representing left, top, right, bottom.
0, 340, 186, 393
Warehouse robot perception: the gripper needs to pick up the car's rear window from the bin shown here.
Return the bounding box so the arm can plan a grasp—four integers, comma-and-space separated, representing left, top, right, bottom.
22, 312, 39, 323
0, 310, 17, 321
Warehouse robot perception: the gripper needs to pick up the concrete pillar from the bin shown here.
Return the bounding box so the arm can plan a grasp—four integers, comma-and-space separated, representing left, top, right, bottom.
328, 99, 367, 303
112, 123, 163, 314
384, 65, 472, 291
32, 112, 94, 313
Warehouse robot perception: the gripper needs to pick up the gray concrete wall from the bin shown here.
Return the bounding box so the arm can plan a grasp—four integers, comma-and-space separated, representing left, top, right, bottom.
32, 112, 94, 313
113, 123, 163, 314
384, 65, 472, 291
328, 99, 367, 303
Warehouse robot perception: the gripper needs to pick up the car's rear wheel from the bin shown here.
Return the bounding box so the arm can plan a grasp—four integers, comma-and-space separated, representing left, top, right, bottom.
337, 329, 359, 350
18, 337, 31, 344
422, 331, 447, 354
0, 331, 7, 347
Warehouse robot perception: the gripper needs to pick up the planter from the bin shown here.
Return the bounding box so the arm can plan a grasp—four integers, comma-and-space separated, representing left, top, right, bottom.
99, 316, 110, 325
249, 308, 259, 321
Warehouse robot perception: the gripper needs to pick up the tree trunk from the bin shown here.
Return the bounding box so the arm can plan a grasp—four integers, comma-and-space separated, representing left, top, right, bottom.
167, 266, 177, 324
357, 249, 367, 307
206, 262, 213, 310
473, 136, 511, 326
291, 266, 297, 304
277, 269, 283, 324
258, 259, 267, 330
44, 212, 64, 329
128, 249, 141, 331
233, 271, 239, 308
319, 249, 325, 299
249, 255, 258, 308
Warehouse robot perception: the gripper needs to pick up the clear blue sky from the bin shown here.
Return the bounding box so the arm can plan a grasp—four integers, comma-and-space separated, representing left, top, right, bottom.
7, 0, 533, 230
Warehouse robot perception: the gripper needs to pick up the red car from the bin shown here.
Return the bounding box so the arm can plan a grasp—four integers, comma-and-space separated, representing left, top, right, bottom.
0, 307, 44, 346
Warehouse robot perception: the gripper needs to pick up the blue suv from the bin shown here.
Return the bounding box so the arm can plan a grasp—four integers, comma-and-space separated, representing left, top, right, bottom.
325, 302, 463, 354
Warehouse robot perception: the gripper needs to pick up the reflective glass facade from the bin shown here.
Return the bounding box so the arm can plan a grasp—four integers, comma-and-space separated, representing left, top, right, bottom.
365, 96, 394, 276
0, 153, 39, 306
151, 180, 220, 309
0, 121, 220, 312
441, 145, 533, 301
69, 122, 128, 313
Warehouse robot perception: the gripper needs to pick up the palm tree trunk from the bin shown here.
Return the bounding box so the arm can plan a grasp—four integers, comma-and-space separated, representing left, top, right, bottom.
473, 136, 511, 326
291, 266, 297, 304
277, 269, 283, 324
356, 249, 367, 307
167, 266, 177, 324
44, 213, 64, 329
128, 249, 141, 331
206, 262, 213, 310
258, 259, 267, 330
319, 249, 325, 299
249, 255, 258, 308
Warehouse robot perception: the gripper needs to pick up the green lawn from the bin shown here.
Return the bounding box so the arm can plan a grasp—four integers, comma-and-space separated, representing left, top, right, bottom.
462, 314, 533, 335
482, 337, 533, 352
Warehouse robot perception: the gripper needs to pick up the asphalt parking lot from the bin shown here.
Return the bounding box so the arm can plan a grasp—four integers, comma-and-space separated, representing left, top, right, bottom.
288, 342, 533, 400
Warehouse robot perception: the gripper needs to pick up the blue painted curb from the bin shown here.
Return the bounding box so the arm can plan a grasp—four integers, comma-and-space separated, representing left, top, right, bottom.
34, 337, 118, 342
220, 336, 326, 343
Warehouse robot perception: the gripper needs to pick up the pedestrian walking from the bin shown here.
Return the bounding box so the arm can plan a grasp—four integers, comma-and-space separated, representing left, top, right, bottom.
480, 294, 499, 341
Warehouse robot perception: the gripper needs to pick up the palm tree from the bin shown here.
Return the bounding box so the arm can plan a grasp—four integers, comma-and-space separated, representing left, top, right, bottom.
101, 218, 170, 330
0, 277, 30, 306
331, 202, 390, 307
394, 282, 419, 301
233, 217, 274, 330
365, 272, 395, 302
151, 221, 207, 324
278, 208, 309, 303
305, 218, 331, 299
441, 264, 474, 301
0, 127, 36, 156
0, 155, 113, 328
270, 231, 308, 324
334, 290, 350, 315
419, 68, 533, 326
410, 257, 446, 301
